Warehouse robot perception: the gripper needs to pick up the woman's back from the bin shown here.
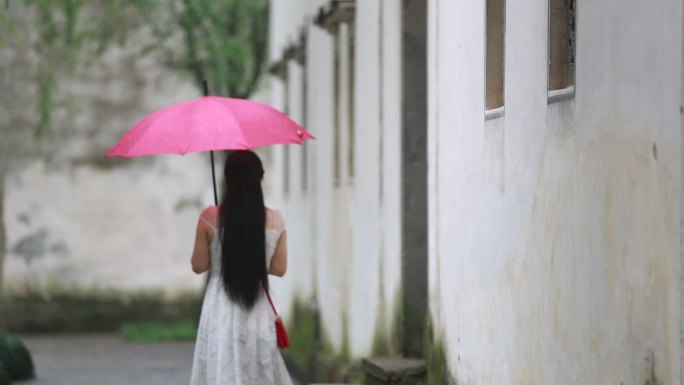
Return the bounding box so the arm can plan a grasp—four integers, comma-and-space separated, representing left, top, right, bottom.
189, 207, 291, 385
204, 208, 286, 274
189, 151, 292, 385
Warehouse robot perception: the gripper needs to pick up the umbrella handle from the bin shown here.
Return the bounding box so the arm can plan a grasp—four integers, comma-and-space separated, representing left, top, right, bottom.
211, 150, 218, 206
204, 80, 218, 206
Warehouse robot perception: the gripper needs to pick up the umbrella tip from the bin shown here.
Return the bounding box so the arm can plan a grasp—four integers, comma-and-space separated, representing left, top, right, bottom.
203, 80, 209, 96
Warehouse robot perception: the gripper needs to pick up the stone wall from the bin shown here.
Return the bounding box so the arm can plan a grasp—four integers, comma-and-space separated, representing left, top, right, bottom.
268, 0, 405, 358
0, 3, 211, 296
428, 0, 683, 384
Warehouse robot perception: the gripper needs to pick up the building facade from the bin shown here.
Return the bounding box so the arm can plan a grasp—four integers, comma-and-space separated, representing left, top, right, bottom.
270, 0, 683, 384
267, 0, 414, 360
428, 0, 683, 384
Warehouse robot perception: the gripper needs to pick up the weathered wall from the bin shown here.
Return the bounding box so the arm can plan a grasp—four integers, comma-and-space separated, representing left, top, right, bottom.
429, 0, 682, 384
1, 4, 208, 295
268, 0, 404, 358
267, 0, 330, 352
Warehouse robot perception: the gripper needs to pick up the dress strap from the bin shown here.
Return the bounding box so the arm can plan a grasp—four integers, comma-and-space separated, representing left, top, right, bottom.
200, 216, 217, 230
264, 285, 278, 315
267, 210, 286, 234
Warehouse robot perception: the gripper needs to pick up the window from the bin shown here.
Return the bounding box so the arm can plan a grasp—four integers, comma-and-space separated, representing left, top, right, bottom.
548, 0, 575, 92
486, 0, 505, 113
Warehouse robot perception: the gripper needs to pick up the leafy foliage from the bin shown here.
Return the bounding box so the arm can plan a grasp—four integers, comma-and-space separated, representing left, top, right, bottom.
0, 331, 35, 381
172, 0, 269, 98
1, 0, 268, 134
0, 365, 8, 385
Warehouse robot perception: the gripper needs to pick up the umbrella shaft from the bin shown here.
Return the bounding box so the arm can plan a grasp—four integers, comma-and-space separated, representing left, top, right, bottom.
211, 151, 218, 206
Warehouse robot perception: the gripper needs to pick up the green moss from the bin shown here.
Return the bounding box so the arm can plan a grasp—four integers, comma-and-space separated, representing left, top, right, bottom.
426, 317, 451, 385
644, 352, 662, 385
428, 340, 448, 385
339, 312, 351, 361
371, 289, 403, 357
2, 289, 202, 333
392, 291, 405, 354
281, 295, 362, 385
371, 325, 392, 357
284, 296, 316, 370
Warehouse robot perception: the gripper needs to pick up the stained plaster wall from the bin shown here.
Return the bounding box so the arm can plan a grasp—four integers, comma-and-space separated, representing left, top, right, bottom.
1, 4, 208, 295
428, 0, 682, 384
268, 0, 403, 357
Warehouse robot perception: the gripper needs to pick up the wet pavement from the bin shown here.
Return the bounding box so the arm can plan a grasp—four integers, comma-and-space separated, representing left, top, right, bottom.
18, 334, 195, 385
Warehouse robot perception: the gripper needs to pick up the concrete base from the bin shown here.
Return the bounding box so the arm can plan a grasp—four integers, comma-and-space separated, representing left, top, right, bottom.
362, 357, 426, 385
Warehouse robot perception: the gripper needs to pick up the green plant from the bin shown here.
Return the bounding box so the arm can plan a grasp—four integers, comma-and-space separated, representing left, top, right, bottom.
0, 363, 9, 385
0, 331, 35, 381
171, 0, 269, 98
3, 0, 268, 135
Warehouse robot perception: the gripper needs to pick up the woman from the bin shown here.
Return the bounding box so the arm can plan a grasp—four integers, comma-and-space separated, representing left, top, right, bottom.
189, 150, 292, 385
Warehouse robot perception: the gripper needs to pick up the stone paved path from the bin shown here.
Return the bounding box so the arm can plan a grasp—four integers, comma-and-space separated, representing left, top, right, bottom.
18, 334, 195, 385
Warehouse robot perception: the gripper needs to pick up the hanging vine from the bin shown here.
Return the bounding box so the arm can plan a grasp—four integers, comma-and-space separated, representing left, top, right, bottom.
171, 0, 269, 98
1, 0, 268, 135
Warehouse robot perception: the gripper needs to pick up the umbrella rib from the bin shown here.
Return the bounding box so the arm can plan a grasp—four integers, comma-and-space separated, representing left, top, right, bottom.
206, 97, 251, 149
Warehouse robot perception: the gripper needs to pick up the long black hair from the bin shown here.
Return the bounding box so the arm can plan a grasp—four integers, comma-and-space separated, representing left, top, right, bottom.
219, 150, 267, 309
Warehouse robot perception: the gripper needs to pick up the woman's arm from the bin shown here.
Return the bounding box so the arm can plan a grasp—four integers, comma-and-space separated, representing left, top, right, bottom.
191, 214, 213, 274
268, 230, 288, 277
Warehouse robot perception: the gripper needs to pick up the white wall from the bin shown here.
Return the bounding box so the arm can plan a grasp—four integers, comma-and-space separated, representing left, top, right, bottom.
349, 0, 384, 355
268, 0, 404, 357
1, 4, 205, 295
268, 0, 315, 297
379, 0, 403, 344
429, 0, 683, 384
269, 0, 329, 62
4, 155, 210, 294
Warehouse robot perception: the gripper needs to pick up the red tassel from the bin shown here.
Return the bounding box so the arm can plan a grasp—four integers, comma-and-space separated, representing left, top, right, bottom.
275, 316, 290, 349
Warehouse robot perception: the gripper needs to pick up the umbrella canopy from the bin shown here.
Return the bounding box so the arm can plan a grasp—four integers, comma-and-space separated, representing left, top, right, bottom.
106, 96, 314, 157
106, 93, 314, 205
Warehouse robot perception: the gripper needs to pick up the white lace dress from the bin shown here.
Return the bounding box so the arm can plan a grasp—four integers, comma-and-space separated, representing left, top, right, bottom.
189, 210, 293, 385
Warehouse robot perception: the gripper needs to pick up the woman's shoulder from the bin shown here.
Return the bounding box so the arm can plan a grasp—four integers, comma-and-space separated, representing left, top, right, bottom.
265, 207, 286, 231
199, 205, 220, 228
265, 206, 283, 218
201, 205, 220, 216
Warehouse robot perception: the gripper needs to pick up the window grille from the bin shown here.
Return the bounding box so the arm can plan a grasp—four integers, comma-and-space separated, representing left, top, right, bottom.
549, 0, 575, 91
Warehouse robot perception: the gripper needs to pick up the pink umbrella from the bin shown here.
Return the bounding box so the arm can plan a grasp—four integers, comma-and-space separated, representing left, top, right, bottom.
107, 82, 314, 204
107, 97, 313, 156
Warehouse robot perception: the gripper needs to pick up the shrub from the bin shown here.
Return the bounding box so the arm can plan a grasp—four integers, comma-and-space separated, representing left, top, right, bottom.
0, 331, 35, 381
